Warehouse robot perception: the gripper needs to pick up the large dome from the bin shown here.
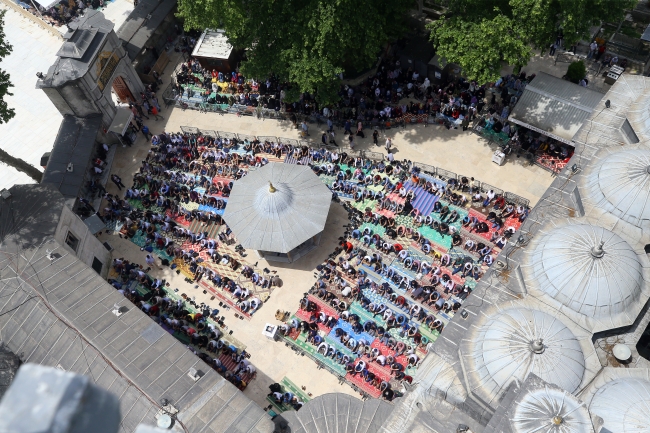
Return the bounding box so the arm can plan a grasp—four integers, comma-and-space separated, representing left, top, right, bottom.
468, 308, 585, 399
529, 224, 643, 320
589, 377, 650, 432
512, 386, 594, 433
591, 149, 650, 226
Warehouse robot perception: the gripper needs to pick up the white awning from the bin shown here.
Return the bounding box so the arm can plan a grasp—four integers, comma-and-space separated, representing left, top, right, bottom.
33, 0, 63, 9
509, 72, 604, 144
107, 108, 133, 136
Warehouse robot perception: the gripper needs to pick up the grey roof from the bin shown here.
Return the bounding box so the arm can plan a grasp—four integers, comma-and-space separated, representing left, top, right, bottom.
42, 115, 102, 209
461, 307, 585, 406
0, 343, 20, 400
526, 224, 644, 321
38, 11, 114, 88
116, 0, 177, 60
588, 377, 650, 433
484, 374, 598, 433
108, 108, 134, 135
586, 149, 650, 227
0, 183, 273, 433
277, 393, 394, 433
192, 30, 234, 60
508, 72, 604, 144
511, 385, 594, 433
223, 163, 332, 253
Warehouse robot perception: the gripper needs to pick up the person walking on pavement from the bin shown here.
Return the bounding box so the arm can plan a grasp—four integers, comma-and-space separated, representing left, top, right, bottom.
373, 129, 379, 146
111, 174, 125, 190
151, 105, 163, 121
344, 119, 352, 135
301, 121, 309, 137
385, 137, 392, 152
321, 132, 328, 147
327, 118, 333, 133
142, 124, 151, 141
549, 42, 556, 56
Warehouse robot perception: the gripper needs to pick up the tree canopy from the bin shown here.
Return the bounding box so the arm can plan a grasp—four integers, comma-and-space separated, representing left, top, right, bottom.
176, 0, 411, 105
0, 10, 15, 125
427, 0, 635, 84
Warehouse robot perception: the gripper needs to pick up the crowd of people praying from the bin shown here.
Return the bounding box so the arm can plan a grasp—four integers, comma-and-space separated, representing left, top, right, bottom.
95, 121, 528, 402
276, 149, 528, 399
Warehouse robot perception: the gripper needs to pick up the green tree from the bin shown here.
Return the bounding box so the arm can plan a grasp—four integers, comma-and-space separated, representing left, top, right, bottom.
0, 10, 15, 125
427, 0, 635, 84
176, 0, 411, 105
566, 60, 586, 82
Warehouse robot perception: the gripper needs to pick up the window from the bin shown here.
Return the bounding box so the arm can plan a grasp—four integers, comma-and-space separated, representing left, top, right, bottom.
91, 257, 103, 274
65, 231, 79, 252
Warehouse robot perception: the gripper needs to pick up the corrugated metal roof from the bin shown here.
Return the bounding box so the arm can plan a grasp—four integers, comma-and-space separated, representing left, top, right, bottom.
509, 72, 604, 143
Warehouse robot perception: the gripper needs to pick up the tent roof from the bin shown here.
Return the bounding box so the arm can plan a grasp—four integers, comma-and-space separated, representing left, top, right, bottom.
223, 163, 332, 253
108, 107, 133, 135
508, 72, 604, 144
191, 29, 233, 60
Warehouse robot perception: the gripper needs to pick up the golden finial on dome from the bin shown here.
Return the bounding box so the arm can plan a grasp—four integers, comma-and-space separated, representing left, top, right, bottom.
269, 182, 276, 193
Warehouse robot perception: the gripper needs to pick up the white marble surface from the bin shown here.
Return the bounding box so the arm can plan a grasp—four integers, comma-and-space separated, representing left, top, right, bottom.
0, 4, 63, 181
0, 0, 134, 190
0, 162, 36, 189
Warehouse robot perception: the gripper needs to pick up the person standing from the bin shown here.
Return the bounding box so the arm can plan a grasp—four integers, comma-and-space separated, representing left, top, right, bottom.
301, 121, 309, 137
111, 174, 125, 190
327, 118, 333, 133
151, 105, 163, 121
321, 132, 328, 146
329, 129, 337, 146
344, 119, 352, 135
385, 137, 392, 152
549, 42, 557, 56
461, 116, 470, 131
588, 41, 597, 59
142, 124, 151, 141
373, 129, 379, 146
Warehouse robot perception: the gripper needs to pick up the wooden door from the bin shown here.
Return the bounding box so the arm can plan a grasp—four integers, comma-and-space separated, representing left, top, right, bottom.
112, 76, 135, 103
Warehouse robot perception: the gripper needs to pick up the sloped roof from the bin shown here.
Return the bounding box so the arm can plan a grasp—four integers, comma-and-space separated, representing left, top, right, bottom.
0, 184, 273, 433
41, 115, 102, 208
509, 72, 604, 144
223, 163, 332, 253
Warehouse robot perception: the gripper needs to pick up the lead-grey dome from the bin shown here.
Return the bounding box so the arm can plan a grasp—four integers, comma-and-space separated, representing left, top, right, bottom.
589, 377, 650, 433
467, 308, 585, 402
223, 162, 333, 253
592, 149, 650, 227
512, 386, 594, 433
529, 224, 643, 320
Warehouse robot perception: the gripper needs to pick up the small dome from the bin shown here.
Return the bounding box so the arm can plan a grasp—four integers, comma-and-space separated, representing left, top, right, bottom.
529, 224, 643, 320
512, 386, 594, 433
592, 149, 650, 226
589, 377, 650, 432
469, 308, 585, 396
254, 182, 294, 216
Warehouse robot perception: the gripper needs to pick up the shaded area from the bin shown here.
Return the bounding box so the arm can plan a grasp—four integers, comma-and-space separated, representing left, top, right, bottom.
508, 72, 604, 144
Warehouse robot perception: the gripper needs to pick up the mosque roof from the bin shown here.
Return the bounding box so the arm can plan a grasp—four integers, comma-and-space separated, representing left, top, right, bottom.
526, 223, 644, 327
